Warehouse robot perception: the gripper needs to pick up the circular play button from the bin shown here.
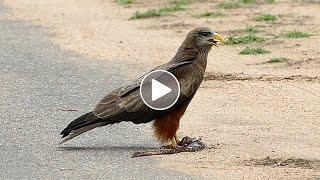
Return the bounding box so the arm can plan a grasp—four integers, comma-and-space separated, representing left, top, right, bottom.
140, 70, 180, 110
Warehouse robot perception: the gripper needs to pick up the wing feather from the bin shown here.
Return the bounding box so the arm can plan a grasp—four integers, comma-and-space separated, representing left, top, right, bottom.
93, 60, 195, 124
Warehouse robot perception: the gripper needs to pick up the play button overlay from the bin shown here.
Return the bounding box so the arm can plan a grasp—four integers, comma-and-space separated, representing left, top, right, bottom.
140, 70, 180, 110
151, 79, 172, 101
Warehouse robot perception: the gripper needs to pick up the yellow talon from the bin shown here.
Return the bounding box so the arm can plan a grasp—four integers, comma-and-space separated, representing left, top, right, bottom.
162, 136, 180, 149
175, 134, 181, 146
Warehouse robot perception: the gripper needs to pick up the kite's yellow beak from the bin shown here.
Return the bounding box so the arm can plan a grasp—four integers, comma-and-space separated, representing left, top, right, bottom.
212, 33, 223, 47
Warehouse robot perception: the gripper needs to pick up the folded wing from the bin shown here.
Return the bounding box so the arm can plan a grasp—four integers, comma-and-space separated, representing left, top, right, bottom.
93, 60, 195, 124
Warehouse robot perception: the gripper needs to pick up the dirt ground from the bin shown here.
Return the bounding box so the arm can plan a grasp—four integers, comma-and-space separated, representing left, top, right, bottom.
4, 0, 320, 179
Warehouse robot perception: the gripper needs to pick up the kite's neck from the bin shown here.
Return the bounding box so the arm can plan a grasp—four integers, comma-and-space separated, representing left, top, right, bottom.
171, 40, 210, 74
196, 48, 210, 74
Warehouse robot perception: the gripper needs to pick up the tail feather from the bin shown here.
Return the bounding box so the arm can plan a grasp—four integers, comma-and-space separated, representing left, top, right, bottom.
60, 111, 103, 144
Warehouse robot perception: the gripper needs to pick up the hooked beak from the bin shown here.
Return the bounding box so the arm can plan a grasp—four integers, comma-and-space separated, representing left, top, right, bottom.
211, 33, 222, 47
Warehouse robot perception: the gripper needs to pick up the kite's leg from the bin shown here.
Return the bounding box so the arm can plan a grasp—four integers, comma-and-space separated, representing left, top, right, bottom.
162, 136, 181, 149
175, 134, 181, 145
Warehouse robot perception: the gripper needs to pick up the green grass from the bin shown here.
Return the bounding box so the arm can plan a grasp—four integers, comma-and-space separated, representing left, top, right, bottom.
245, 25, 261, 33
130, 0, 187, 19
265, 0, 276, 3
198, 11, 224, 18
130, 9, 162, 19
224, 34, 265, 45
216, 2, 241, 9
174, 0, 188, 5
216, 0, 274, 9
255, 13, 277, 21
241, 0, 276, 5
284, 30, 312, 38
240, 0, 257, 4
115, 0, 133, 4
240, 47, 270, 55
264, 57, 288, 64
239, 0, 275, 5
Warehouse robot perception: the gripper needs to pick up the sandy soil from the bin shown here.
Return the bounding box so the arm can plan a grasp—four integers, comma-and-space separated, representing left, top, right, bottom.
4, 0, 320, 179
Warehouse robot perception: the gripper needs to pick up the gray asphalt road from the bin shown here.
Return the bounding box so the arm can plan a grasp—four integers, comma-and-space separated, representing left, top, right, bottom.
0, 4, 199, 179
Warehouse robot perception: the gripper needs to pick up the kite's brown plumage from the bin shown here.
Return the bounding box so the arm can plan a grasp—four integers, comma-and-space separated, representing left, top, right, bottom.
153, 101, 190, 143
60, 27, 222, 147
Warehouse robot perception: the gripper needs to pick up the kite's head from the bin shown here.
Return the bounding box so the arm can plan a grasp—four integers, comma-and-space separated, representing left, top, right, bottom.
187, 27, 222, 49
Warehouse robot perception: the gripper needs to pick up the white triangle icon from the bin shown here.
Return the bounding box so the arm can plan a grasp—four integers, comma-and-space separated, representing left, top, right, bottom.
151, 79, 172, 101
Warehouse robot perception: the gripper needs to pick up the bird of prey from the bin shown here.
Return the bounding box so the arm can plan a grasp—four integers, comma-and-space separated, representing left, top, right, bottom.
60, 27, 222, 148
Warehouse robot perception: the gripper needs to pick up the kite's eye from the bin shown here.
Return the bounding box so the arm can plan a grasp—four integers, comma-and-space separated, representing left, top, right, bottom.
200, 32, 211, 37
